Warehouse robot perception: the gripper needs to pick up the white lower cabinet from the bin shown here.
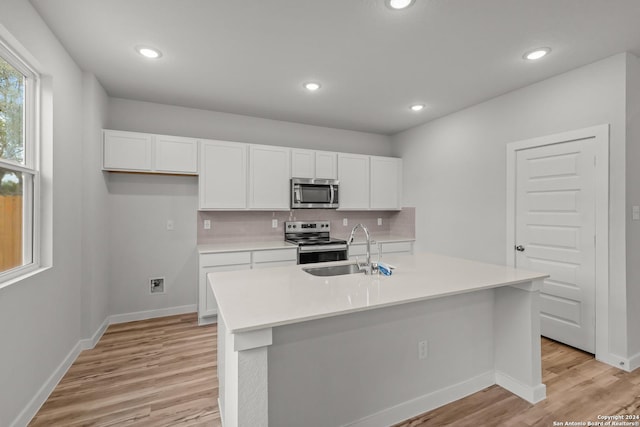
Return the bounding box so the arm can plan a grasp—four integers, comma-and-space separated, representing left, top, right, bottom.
198, 247, 297, 324
198, 252, 251, 324
252, 248, 297, 269
348, 240, 414, 261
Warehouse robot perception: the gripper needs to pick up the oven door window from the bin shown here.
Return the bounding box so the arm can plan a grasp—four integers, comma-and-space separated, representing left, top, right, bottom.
299, 185, 331, 204
299, 249, 348, 264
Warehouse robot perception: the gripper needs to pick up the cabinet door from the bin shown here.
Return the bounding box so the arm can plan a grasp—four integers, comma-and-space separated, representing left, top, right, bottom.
155, 135, 198, 174
370, 156, 402, 210
199, 263, 250, 319
103, 130, 152, 171
249, 145, 291, 210
315, 151, 338, 179
199, 140, 248, 209
338, 153, 370, 209
380, 241, 413, 255
291, 149, 315, 179
348, 242, 380, 261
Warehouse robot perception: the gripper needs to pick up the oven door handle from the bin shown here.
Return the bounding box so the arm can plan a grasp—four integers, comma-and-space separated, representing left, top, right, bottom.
298, 244, 348, 253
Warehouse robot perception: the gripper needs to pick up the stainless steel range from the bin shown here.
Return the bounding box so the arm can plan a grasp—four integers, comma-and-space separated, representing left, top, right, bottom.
285, 221, 348, 264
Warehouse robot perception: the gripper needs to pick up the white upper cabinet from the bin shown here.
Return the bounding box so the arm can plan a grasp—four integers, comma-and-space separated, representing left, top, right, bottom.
249, 145, 291, 210
103, 130, 152, 171
103, 130, 197, 174
291, 149, 315, 178
291, 149, 337, 180
338, 153, 370, 210
199, 140, 248, 209
315, 151, 338, 179
370, 156, 402, 210
155, 135, 198, 174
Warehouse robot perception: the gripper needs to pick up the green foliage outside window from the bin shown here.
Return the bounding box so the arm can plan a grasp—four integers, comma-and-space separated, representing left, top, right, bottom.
0, 56, 25, 195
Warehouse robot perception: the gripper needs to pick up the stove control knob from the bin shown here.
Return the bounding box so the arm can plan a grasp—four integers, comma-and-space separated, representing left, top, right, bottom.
293, 225, 297, 228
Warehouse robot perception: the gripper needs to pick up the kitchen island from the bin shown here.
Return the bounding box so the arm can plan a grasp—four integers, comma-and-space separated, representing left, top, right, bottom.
209, 252, 548, 427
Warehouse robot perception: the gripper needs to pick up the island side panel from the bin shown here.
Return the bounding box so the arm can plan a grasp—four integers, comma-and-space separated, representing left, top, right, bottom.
268, 290, 496, 427
494, 279, 546, 403
218, 316, 272, 427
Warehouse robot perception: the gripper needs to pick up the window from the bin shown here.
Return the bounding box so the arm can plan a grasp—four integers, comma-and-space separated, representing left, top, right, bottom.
0, 39, 39, 282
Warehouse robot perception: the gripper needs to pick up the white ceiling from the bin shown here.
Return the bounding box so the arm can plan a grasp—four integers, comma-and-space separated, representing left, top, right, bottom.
31, 0, 640, 135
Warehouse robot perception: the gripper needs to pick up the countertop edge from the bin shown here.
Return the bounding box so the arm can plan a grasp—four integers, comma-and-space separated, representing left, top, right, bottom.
223, 276, 547, 334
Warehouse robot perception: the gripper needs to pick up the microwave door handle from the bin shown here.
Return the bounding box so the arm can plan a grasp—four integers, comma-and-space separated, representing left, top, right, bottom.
330, 185, 335, 204
294, 188, 301, 203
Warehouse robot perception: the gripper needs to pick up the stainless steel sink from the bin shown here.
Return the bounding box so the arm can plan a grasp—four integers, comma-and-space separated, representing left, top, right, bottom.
302, 263, 364, 277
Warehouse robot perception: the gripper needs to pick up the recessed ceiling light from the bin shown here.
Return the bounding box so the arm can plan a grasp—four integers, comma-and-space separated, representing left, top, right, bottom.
523, 47, 551, 61
136, 46, 162, 59
303, 82, 321, 91
386, 0, 415, 10
410, 103, 425, 112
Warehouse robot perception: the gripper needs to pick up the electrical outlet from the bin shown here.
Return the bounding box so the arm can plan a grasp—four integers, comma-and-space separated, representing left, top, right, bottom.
343, 218, 348, 226
204, 219, 211, 230
418, 340, 428, 360
633, 206, 640, 221
166, 220, 175, 231
272, 219, 278, 228
377, 218, 382, 226
150, 277, 165, 294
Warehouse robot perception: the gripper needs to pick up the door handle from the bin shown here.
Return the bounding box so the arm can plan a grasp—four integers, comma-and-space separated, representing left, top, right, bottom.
515, 245, 525, 252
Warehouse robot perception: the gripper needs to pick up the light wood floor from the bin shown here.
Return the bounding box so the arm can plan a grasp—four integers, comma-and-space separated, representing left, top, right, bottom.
31, 313, 640, 426
29, 313, 220, 427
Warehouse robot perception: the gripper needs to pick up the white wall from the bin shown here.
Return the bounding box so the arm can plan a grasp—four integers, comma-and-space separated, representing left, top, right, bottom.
81, 72, 110, 337
0, 2, 107, 425
105, 98, 393, 317
107, 174, 198, 316
392, 54, 630, 360
626, 55, 640, 357
107, 97, 393, 156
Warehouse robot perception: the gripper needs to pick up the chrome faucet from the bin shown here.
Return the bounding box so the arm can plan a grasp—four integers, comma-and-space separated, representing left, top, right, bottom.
347, 223, 376, 275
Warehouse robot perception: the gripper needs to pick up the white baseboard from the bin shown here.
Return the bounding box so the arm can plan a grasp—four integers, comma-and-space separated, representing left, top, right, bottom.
109, 304, 196, 325
344, 371, 494, 427
9, 340, 84, 427
628, 352, 640, 372
11, 304, 198, 427
218, 397, 225, 426
597, 352, 634, 372
79, 317, 110, 351
198, 315, 217, 326
494, 371, 546, 404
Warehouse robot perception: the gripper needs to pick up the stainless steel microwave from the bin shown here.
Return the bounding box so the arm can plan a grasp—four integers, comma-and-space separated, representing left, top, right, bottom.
291, 178, 339, 209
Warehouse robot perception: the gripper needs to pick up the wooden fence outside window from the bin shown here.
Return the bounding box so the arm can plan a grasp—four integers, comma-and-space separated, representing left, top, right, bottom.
0, 195, 22, 272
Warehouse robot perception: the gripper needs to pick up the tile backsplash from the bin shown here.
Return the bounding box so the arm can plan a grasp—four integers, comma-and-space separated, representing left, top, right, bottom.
197, 207, 415, 244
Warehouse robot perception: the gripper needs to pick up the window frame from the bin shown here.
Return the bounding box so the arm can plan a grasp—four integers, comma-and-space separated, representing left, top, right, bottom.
0, 35, 41, 286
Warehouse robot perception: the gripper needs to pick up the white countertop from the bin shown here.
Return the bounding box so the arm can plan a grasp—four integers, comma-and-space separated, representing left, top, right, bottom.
198, 240, 297, 254
209, 252, 547, 334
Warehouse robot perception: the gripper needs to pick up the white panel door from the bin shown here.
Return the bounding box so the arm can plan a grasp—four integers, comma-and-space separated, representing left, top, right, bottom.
515, 139, 596, 353
249, 145, 291, 209
338, 153, 370, 209
199, 140, 248, 209
155, 135, 198, 174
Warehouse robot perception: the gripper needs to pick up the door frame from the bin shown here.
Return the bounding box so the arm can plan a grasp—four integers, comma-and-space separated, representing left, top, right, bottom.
506, 124, 609, 361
